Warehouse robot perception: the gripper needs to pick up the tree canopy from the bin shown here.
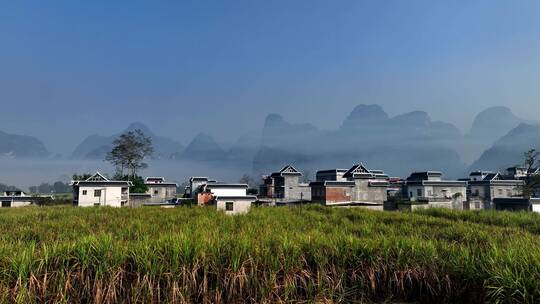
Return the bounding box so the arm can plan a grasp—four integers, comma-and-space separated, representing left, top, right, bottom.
105, 129, 153, 177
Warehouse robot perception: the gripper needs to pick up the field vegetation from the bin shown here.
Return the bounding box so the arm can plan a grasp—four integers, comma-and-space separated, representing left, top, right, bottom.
0, 206, 539, 303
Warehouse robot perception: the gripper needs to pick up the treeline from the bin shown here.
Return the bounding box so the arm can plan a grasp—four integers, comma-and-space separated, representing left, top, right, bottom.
28, 181, 71, 194
0, 183, 19, 192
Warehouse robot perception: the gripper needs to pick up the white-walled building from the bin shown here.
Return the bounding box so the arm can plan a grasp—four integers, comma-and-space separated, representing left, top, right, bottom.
215, 195, 257, 215
188, 176, 256, 214
71, 172, 131, 207
0, 191, 36, 208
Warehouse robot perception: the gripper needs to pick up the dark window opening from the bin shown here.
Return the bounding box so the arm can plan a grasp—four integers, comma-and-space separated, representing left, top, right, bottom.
226, 202, 234, 211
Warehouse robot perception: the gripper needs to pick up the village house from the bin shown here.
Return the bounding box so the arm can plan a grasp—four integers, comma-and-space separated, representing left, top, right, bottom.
71, 172, 131, 207
189, 177, 256, 214
259, 175, 275, 198
493, 198, 540, 212
144, 177, 177, 202
310, 163, 388, 208
503, 166, 529, 180
403, 171, 467, 210
467, 171, 523, 210
0, 191, 37, 207
259, 165, 311, 202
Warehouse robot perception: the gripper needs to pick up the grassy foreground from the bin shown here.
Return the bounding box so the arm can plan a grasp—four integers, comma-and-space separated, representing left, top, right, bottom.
0, 206, 539, 303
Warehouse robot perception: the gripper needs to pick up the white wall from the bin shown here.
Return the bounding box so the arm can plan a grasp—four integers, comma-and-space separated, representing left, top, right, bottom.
532, 204, 540, 213
216, 199, 252, 215
210, 188, 246, 197
0, 200, 32, 208
77, 186, 125, 207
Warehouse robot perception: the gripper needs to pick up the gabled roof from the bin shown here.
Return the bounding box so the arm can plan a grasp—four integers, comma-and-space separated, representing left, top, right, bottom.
272, 165, 302, 177
483, 172, 501, 181
279, 165, 301, 174
71, 172, 131, 186
343, 163, 370, 178
85, 172, 109, 182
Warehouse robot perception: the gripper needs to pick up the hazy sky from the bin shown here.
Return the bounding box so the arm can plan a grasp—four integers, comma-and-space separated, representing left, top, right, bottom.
1, 0, 540, 154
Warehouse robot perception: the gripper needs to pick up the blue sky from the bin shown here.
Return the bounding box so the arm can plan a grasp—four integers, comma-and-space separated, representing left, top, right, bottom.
1, 0, 540, 153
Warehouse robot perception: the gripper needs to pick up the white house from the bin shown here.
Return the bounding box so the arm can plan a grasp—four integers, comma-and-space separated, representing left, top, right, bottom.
0, 191, 36, 207
215, 195, 257, 215
188, 177, 256, 214
71, 172, 132, 207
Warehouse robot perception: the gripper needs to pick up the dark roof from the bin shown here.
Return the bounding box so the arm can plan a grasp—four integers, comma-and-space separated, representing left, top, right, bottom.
343, 163, 370, 178
145, 177, 165, 182
316, 169, 348, 174
469, 179, 523, 186
145, 183, 178, 187
470, 171, 494, 176
406, 180, 466, 187
310, 181, 355, 187
272, 165, 302, 177
0, 196, 40, 201
72, 181, 132, 186
406, 171, 443, 181
190, 177, 209, 181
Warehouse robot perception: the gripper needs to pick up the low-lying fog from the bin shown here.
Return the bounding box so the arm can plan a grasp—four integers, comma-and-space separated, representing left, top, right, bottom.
0, 158, 253, 190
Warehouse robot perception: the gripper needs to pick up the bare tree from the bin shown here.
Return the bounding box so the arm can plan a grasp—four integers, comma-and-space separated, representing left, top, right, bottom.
105, 129, 154, 177
522, 149, 540, 198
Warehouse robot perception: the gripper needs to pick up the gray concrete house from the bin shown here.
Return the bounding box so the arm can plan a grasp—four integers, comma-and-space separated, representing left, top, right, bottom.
467, 171, 523, 210
145, 177, 177, 202
310, 163, 388, 208
265, 165, 311, 202
404, 171, 467, 210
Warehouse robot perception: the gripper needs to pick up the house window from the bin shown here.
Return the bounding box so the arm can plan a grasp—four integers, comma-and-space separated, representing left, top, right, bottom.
507, 189, 512, 197
427, 190, 433, 196
417, 189, 422, 197
154, 190, 159, 195
82, 190, 87, 195
498, 189, 503, 196
409, 192, 413, 198
94, 190, 102, 197
226, 202, 234, 211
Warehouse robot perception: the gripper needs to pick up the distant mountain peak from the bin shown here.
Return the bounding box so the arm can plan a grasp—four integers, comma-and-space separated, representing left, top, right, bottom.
0, 130, 49, 158
467, 105, 532, 143
341, 104, 389, 129
125, 122, 154, 136
72, 123, 183, 159
391, 111, 431, 126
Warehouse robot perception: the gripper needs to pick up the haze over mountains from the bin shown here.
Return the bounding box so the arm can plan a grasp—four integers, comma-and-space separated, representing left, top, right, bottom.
1, 105, 537, 178
72, 122, 184, 160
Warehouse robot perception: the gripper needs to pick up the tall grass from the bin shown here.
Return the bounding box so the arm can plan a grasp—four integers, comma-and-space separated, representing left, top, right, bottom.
0, 205, 538, 303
